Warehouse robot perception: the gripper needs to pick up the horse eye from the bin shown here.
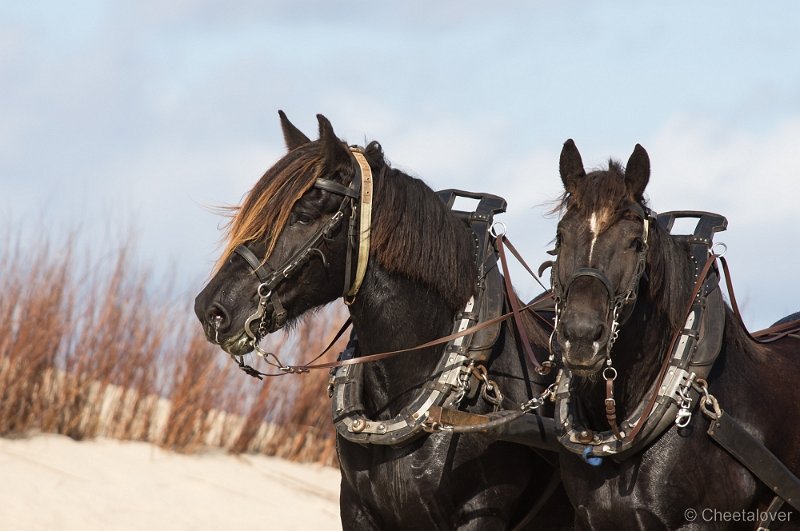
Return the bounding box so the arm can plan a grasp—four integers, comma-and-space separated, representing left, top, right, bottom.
296, 213, 314, 225
630, 237, 644, 251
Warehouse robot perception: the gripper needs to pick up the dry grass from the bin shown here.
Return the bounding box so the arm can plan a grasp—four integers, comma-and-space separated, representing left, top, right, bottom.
0, 234, 345, 466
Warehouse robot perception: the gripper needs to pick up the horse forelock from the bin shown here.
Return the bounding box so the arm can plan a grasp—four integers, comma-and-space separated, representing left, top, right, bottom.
214, 144, 324, 272
575, 161, 631, 213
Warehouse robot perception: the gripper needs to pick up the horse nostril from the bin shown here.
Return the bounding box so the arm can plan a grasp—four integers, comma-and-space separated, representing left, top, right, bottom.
563, 317, 605, 343
591, 323, 605, 342
206, 303, 230, 333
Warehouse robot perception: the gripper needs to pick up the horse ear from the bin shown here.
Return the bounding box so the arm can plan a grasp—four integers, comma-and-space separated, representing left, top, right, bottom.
317, 114, 351, 174
625, 144, 650, 202
278, 110, 310, 150
559, 139, 585, 194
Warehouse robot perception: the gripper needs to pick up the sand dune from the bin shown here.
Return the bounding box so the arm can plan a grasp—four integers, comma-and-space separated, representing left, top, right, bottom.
0, 434, 341, 530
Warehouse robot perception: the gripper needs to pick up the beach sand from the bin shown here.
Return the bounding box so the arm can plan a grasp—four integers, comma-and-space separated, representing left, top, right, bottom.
0, 434, 341, 530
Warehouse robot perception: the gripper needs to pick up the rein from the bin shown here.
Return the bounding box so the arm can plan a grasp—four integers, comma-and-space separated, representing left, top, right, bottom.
496, 234, 553, 374
718, 255, 800, 342
234, 276, 554, 378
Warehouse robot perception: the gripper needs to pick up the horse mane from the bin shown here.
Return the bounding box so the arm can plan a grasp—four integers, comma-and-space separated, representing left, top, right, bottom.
364, 141, 477, 310
216, 140, 477, 311
645, 223, 693, 332
558, 158, 693, 331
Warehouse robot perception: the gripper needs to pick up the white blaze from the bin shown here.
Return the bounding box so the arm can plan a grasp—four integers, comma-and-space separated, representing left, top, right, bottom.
589, 212, 599, 261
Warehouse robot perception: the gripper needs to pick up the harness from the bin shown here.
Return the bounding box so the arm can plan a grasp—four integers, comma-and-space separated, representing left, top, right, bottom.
229, 154, 555, 445
330, 190, 512, 446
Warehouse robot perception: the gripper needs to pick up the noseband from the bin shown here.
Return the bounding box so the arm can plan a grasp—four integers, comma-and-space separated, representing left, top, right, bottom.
235, 148, 373, 345
552, 203, 651, 364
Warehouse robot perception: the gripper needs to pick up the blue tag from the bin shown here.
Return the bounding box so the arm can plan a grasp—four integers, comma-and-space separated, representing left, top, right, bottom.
582, 446, 603, 466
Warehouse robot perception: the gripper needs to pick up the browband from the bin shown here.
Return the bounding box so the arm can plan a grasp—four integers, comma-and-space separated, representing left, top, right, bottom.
315, 178, 359, 199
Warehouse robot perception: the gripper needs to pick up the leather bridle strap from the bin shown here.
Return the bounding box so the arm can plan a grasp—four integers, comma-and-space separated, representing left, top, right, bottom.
315, 177, 358, 199
234, 244, 272, 283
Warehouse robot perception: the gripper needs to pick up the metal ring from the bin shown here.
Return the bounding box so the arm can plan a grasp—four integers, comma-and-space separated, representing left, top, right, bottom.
489, 221, 507, 238
711, 242, 727, 258
602, 366, 617, 381
257, 283, 271, 298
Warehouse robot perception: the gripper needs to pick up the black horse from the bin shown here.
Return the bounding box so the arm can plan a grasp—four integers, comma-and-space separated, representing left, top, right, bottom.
194, 113, 572, 529
548, 139, 800, 529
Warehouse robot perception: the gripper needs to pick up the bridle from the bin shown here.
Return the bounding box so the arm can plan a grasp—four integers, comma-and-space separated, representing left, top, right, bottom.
549, 203, 651, 440
551, 203, 651, 371
230, 147, 373, 349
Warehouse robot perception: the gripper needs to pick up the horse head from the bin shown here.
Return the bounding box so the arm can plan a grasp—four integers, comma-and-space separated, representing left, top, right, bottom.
194, 113, 361, 356
551, 139, 652, 377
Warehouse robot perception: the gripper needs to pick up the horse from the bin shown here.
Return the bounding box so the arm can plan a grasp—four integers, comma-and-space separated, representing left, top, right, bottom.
194, 112, 573, 529
547, 139, 800, 529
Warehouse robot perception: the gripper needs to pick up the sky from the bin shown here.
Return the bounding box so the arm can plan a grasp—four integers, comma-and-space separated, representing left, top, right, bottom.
2, 1, 799, 329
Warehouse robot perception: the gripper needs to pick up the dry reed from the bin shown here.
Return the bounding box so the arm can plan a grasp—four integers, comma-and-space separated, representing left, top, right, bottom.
0, 233, 345, 465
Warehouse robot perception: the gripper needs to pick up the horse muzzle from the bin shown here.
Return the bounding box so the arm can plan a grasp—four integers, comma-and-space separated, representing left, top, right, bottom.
556, 308, 611, 374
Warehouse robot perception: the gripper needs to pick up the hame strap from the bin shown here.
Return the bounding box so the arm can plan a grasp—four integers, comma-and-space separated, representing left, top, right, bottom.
345, 149, 373, 300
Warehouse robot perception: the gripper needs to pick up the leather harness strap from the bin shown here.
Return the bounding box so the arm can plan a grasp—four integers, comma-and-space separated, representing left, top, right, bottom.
718, 255, 800, 343
496, 235, 549, 374
706, 410, 800, 513
344, 150, 373, 300
237, 301, 541, 377
625, 252, 718, 443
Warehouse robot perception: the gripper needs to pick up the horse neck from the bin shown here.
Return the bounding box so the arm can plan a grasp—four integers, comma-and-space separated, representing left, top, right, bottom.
348, 263, 459, 419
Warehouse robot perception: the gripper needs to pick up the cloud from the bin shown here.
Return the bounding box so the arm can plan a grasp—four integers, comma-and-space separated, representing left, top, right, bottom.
643, 114, 800, 328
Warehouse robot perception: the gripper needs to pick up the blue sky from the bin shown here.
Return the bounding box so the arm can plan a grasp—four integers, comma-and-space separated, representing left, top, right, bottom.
2, 1, 799, 328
